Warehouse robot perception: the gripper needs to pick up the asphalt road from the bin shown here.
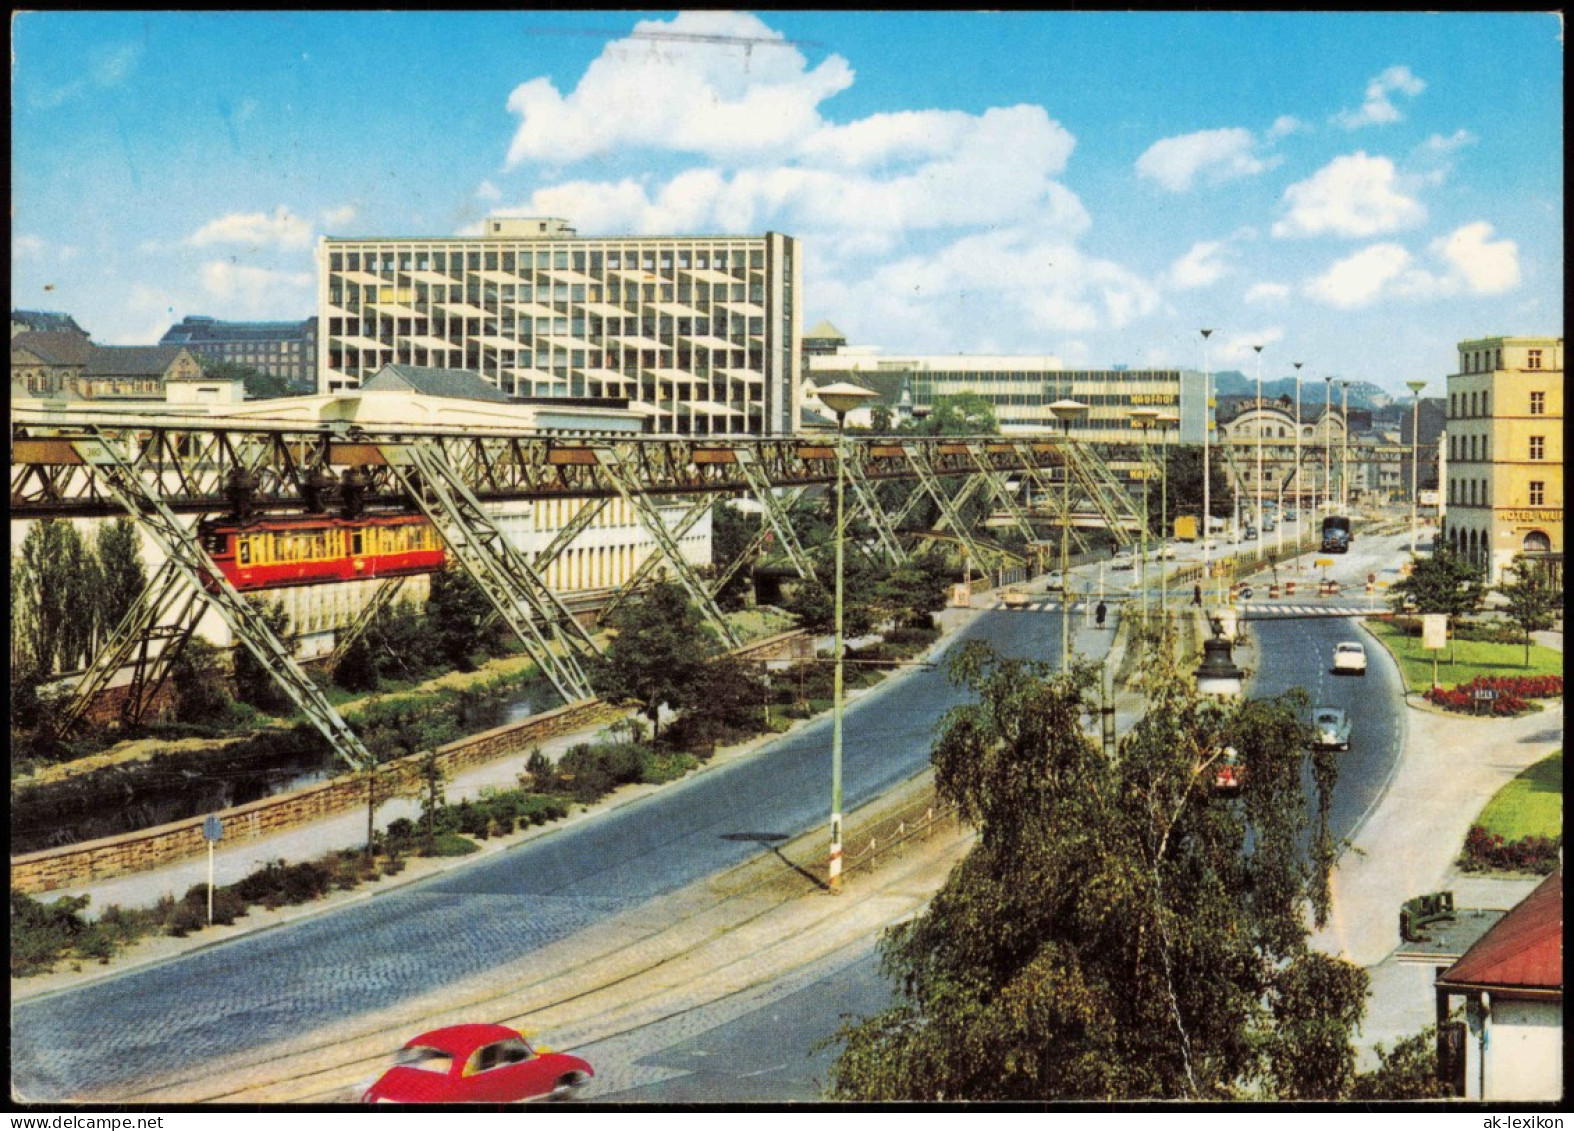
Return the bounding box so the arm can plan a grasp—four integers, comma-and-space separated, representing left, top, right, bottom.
11, 606, 1067, 1103
14, 526, 1413, 1103
591, 527, 1418, 1103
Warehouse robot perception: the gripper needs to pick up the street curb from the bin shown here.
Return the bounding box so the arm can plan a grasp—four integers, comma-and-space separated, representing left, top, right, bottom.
11, 605, 985, 1005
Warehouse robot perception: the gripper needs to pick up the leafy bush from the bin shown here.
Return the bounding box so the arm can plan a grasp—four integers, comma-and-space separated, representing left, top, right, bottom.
419, 832, 480, 857
1460, 825, 1561, 874
10, 889, 90, 976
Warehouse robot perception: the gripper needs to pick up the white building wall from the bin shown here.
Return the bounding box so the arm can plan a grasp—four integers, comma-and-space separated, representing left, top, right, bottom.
1483, 998, 1563, 1102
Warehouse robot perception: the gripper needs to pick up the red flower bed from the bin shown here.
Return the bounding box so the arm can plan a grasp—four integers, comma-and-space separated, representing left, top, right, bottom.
1423, 674, 1562, 715
1460, 825, 1562, 874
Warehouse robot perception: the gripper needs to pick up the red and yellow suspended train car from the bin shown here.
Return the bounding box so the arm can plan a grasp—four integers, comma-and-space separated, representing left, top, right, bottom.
198, 513, 445, 592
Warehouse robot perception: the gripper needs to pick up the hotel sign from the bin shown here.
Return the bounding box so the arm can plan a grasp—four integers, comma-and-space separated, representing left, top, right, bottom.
1499, 509, 1561, 523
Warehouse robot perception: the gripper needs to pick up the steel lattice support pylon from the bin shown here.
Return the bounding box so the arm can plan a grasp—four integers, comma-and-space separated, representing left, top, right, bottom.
68, 435, 375, 771
51, 559, 210, 736
597, 493, 719, 621
843, 460, 908, 564
964, 443, 1041, 549
1010, 450, 1092, 556
478, 496, 611, 637
901, 448, 1001, 574
378, 441, 597, 704
593, 446, 740, 649
710, 488, 809, 594
1065, 444, 1142, 545
731, 448, 815, 579
330, 575, 408, 661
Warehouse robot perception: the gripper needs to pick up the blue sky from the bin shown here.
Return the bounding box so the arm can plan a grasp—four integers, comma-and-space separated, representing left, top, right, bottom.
11, 10, 1563, 394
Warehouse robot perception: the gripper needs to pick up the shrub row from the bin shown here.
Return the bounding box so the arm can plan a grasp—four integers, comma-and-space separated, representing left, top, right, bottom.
1459, 825, 1562, 874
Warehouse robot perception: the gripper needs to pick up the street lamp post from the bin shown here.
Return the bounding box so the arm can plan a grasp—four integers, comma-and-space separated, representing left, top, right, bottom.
1407, 379, 1427, 556
814, 382, 879, 892
1340, 380, 1351, 514
1129, 408, 1160, 627
1200, 329, 1215, 599
1323, 375, 1333, 522
1049, 399, 1089, 671
1253, 344, 1265, 537
1293, 361, 1303, 571
1157, 412, 1179, 637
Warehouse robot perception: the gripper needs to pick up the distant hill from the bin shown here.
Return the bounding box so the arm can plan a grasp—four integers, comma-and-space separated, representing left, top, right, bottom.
1210, 371, 1389, 408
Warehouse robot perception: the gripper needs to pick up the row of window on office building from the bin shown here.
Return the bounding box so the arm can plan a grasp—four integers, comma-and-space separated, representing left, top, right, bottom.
327, 245, 767, 278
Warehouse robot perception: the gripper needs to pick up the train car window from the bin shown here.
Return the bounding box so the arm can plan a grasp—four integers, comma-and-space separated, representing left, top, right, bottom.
352, 531, 363, 555
203, 531, 228, 555
238, 540, 251, 565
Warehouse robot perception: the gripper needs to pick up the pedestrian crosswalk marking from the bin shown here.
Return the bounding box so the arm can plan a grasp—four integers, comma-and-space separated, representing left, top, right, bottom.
985, 598, 1372, 617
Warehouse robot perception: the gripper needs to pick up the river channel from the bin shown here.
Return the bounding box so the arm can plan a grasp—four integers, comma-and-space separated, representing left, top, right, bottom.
10, 680, 561, 855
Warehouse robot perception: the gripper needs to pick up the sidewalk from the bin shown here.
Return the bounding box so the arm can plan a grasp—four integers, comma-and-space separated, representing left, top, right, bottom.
13, 597, 992, 1001
1311, 630, 1563, 1062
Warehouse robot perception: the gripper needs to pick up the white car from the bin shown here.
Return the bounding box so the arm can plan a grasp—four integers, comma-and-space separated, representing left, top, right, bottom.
1332, 642, 1368, 675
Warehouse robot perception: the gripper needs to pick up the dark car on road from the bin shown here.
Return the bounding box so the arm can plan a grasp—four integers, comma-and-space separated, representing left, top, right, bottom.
1312, 706, 1352, 751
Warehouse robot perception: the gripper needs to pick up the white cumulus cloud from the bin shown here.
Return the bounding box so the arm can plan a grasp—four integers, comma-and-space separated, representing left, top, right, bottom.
1332, 64, 1425, 129
1272, 152, 1425, 238
1305, 244, 1414, 308
1167, 241, 1230, 290
199, 260, 314, 315
1431, 222, 1520, 295
1303, 221, 1522, 311
505, 11, 854, 167
321, 205, 358, 229
1135, 128, 1273, 192
188, 206, 314, 250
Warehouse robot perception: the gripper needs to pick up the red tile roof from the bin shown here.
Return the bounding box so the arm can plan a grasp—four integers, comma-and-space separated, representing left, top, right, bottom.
1438, 870, 1562, 994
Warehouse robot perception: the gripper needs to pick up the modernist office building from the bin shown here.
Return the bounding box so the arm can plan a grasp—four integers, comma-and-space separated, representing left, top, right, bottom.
1443, 335, 1563, 583
160, 315, 318, 388
316, 217, 801, 436
805, 350, 1207, 444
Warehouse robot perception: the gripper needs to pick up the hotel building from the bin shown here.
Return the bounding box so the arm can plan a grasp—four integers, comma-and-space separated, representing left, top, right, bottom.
317, 217, 801, 436
1442, 336, 1563, 583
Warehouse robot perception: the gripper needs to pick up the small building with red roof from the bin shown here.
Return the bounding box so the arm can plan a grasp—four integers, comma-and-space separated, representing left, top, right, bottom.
1435, 868, 1562, 1101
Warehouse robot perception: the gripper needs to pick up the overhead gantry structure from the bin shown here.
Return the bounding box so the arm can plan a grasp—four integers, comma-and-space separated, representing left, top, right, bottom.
11, 415, 1146, 772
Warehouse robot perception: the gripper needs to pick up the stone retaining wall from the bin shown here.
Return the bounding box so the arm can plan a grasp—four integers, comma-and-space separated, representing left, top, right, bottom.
10, 697, 625, 895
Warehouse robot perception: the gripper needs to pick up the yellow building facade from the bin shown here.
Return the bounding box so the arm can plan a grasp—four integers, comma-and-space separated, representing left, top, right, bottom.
1443, 336, 1563, 583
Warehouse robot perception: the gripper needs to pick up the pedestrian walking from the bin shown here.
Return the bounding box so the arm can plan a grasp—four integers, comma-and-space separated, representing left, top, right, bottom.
1192, 583, 1203, 607
1095, 600, 1107, 629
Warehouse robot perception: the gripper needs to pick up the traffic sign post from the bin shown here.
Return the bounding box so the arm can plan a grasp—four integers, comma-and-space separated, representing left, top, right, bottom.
203, 815, 224, 925
1473, 688, 1498, 716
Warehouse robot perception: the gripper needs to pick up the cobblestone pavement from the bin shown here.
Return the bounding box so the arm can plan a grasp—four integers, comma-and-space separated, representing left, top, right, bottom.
11, 605, 1050, 1103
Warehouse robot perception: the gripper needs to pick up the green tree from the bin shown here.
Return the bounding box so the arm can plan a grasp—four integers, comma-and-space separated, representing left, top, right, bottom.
1349, 1027, 1454, 1099
1156, 444, 1234, 532
201, 360, 294, 399
590, 581, 719, 740
14, 520, 99, 675
169, 637, 234, 725
710, 501, 760, 611
93, 517, 148, 648
911, 393, 998, 436
829, 645, 1361, 1101
1494, 555, 1559, 667
870, 403, 894, 434
1388, 547, 1485, 618
426, 568, 494, 671
232, 597, 297, 714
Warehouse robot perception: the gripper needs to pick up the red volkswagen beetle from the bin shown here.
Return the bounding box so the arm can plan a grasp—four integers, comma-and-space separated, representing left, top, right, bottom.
361, 1024, 593, 1104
